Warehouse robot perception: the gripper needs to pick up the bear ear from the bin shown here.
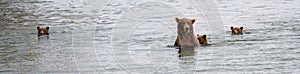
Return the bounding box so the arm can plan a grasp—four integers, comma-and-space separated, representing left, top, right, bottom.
46, 27, 49, 30
191, 18, 196, 24
202, 35, 207, 39
230, 26, 233, 30
197, 34, 199, 36
37, 27, 40, 30
240, 27, 243, 30
175, 17, 180, 23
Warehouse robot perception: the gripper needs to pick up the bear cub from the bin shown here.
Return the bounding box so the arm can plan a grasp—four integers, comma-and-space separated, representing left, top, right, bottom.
37, 26, 49, 36
230, 26, 243, 35
196, 34, 208, 45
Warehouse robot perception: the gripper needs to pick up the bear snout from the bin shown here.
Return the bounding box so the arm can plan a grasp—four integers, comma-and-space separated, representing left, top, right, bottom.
233, 30, 238, 34
184, 25, 190, 33
184, 28, 189, 32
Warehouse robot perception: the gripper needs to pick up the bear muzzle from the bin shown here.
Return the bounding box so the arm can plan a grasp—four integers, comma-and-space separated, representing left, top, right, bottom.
183, 25, 190, 33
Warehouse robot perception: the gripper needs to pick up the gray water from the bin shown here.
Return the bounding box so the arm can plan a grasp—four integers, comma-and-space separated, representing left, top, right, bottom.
0, 0, 300, 74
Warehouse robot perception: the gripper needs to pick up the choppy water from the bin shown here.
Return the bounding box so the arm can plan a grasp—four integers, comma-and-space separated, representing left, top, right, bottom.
0, 0, 300, 74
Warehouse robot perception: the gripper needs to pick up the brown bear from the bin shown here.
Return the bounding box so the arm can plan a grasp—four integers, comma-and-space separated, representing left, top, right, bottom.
174, 17, 200, 47
230, 26, 243, 34
196, 34, 208, 45
37, 26, 49, 36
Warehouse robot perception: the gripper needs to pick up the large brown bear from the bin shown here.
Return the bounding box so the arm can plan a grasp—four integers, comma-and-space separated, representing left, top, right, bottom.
174, 17, 200, 47
196, 34, 208, 45
37, 26, 49, 36
230, 26, 243, 35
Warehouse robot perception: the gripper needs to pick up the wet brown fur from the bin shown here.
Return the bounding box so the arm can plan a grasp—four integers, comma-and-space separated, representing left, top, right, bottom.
174, 17, 200, 47
37, 26, 49, 36
231, 26, 243, 34
196, 34, 208, 44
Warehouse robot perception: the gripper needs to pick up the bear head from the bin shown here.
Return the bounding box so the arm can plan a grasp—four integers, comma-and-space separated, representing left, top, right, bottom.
37, 26, 49, 36
176, 17, 196, 36
230, 26, 243, 34
197, 34, 208, 44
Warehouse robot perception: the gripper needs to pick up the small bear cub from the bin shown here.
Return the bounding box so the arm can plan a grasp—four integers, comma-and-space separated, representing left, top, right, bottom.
230, 26, 243, 35
196, 34, 208, 45
37, 26, 49, 36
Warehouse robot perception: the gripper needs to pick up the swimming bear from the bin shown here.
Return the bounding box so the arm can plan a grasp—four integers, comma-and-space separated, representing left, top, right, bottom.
196, 34, 208, 45
37, 26, 49, 36
230, 26, 243, 35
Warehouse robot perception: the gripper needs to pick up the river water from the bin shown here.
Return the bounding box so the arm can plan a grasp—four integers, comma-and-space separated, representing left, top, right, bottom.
0, 0, 300, 74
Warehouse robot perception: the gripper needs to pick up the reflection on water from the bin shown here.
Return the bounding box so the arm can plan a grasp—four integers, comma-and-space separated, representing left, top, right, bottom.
177, 47, 197, 74
0, 0, 300, 73
37, 35, 49, 40
178, 47, 196, 57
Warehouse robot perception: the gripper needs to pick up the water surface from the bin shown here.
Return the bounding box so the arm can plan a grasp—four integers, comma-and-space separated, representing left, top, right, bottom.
0, 0, 300, 73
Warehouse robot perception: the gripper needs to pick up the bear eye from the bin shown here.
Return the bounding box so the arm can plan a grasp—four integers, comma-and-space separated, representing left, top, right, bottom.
178, 22, 182, 24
